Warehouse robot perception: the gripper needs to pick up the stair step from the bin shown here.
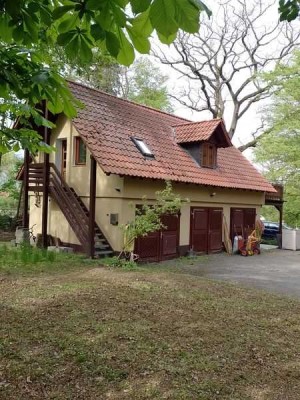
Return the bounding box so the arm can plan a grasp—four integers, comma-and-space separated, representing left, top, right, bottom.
95, 242, 110, 248
94, 250, 114, 258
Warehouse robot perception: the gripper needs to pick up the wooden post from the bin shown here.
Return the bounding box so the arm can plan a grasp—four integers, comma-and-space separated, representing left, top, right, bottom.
22, 148, 30, 229
41, 105, 50, 248
89, 156, 97, 258
278, 205, 283, 234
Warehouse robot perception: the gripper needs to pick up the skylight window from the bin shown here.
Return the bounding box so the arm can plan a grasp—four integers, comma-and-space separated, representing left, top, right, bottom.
132, 138, 154, 158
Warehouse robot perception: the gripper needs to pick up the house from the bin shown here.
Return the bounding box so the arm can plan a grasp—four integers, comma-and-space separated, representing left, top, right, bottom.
18, 81, 282, 261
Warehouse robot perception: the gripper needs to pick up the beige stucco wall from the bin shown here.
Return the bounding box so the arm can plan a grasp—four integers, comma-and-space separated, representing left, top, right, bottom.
29, 117, 265, 252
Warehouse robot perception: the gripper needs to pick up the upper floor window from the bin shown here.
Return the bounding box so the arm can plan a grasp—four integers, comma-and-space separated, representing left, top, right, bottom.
74, 137, 86, 165
202, 142, 216, 168
132, 137, 154, 158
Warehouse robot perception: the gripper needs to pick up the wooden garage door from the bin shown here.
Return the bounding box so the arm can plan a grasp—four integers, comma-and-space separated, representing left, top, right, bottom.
230, 208, 256, 241
190, 208, 223, 254
134, 213, 180, 262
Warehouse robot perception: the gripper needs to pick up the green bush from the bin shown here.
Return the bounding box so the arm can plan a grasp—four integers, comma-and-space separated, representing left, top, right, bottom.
102, 256, 137, 270
0, 214, 15, 231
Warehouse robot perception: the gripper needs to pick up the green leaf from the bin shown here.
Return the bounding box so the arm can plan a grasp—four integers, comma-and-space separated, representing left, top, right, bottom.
86, 0, 104, 10
61, 29, 94, 62
157, 31, 176, 45
149, 0, 178, 37
0, 14, 13, 41
52, 5, 76, 20
39, 5, 53, 26
174, 0, 200, 33
95, 9, 114, 31
127, 26, 150, 54
12, 25, 25, 43
13, 143, 20, 152
79, 35, 93, 62
116, 29, 135, 66
130, 9, 153, 38
91, 23, 105, 41
189, 0, 212, 17
23, 12, 39, 41
57, 31, 77, 46
130, 0, 151, 14
111, 4, 126, 27
58, 15, 78, 33
5, 0, 22, 18
105, 31, 120, 57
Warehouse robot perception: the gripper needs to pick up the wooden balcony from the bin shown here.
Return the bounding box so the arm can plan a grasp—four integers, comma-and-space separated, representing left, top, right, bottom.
265, 184, 284, 205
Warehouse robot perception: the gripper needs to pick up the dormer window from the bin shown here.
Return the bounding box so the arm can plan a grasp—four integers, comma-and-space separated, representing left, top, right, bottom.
202, 142, 216, 168
132, 137, 154, 158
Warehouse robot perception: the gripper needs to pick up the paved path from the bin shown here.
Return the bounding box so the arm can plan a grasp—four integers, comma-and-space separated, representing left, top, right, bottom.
184, 249, 300, 298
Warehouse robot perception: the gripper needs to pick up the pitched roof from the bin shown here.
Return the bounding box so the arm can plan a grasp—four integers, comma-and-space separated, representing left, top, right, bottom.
69, 81, 275, 193
174, 119, 230, 146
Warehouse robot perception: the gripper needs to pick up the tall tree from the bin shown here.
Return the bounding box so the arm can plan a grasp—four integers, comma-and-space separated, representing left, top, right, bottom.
254, 51, 300, 227
0, 0, 209, 156
120, 58, 173, 112
155, 0, 300, 146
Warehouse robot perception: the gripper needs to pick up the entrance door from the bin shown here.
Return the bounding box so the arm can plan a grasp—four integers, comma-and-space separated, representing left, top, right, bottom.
190, 207, 223, 254
134, 213, 180, 262
61, 139, 67, 179
230, 208, 256, 241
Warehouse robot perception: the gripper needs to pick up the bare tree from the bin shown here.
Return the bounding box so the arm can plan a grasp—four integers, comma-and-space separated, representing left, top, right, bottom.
155, 0, 300, 149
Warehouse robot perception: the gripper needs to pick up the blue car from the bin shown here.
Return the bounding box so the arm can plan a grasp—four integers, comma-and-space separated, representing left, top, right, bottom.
262, 221, 291, 240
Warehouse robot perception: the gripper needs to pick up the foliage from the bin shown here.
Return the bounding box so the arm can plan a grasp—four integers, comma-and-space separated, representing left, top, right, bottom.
254, 51, 300, 227
279, 0, 300, 21
0, 214, 14, 230
121, 181, 186, 256
101, 256, 137, 270
0, 0, 209, 156
125, 58, 173, 112
0, 152, 23, 200
260, 206, 279, 223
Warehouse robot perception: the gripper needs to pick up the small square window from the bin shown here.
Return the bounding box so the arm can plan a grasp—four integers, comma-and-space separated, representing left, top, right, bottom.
132, 137, 154, 158
74, 137, 86, 165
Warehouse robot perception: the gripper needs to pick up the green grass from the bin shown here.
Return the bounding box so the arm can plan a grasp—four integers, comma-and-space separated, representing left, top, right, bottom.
0, 243, 97, 275
1, 253, 300, 399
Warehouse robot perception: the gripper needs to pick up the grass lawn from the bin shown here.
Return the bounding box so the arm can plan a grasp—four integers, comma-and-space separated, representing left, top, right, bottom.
1, 246, 300, 399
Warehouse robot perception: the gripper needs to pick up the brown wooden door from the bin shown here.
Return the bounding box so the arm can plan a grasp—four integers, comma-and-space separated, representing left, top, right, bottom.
209, 208, 223, 252
190, 208, 209, 253
61, 139, 67, 179
160, 214, 180, 260
230, 208, 256, 241
134, 213, 180, 262
190, 207, 223, 254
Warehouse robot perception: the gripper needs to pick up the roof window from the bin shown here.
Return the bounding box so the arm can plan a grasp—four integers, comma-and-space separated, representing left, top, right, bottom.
132, 138, 154, 158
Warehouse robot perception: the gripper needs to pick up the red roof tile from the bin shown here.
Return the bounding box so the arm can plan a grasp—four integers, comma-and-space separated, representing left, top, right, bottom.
68, 81, 275, 193
174, 119, 225, 143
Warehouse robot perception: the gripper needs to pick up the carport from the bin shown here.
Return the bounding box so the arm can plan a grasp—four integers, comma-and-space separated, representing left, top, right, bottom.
265, 184, 284, 239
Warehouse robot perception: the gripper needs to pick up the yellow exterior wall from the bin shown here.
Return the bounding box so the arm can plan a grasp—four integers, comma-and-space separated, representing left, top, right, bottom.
28, 117, 265, 252
121, 178, 264, 248
29, 117, 124, 248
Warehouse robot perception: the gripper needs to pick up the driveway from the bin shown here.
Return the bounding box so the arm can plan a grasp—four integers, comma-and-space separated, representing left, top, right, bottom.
186, 249, 300, 298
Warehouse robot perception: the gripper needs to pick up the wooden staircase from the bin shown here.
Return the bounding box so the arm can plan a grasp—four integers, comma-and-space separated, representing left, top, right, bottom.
28, 163, 113, 257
